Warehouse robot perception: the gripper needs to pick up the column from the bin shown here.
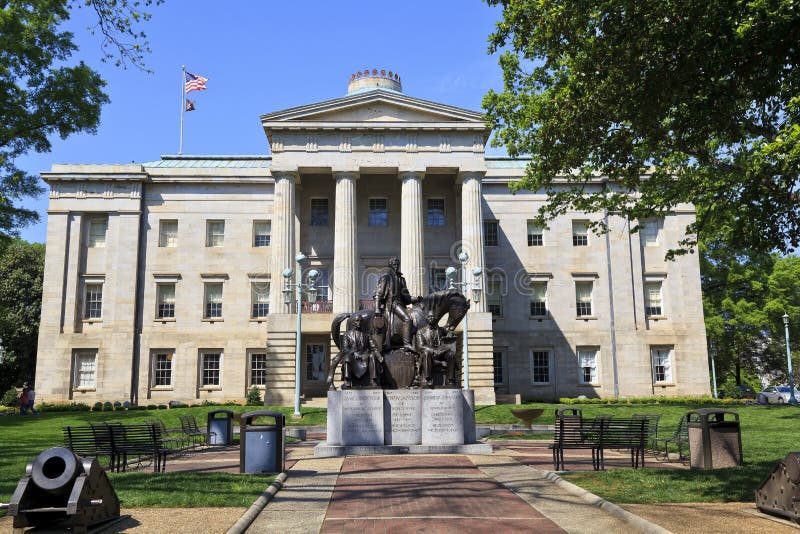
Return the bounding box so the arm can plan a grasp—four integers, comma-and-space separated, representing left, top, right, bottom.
460, 171, 487, 312
399, 171, 426, 296
269, 171, 296, 312
333, 171, 358, 313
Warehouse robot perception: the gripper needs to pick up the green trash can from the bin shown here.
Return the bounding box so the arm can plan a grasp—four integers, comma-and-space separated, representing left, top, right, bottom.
239, 410, 284, 474
687, 408, 743, 469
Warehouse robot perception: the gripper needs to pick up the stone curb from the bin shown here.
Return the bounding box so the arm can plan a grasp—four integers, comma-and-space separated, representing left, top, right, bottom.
226, 471, 288, 534
543, 471, 673, 534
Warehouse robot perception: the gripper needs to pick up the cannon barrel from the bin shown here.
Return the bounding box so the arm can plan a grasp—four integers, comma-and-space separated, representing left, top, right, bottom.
30, 446, 80, 494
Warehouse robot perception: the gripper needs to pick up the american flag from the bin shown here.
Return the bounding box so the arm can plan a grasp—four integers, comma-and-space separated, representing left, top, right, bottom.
185, 71, 208, 94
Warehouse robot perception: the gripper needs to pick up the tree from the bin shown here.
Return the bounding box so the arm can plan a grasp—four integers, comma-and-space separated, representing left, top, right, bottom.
0, 239, 44, 393
484, 1, 800, 256
0, 0, 159, 240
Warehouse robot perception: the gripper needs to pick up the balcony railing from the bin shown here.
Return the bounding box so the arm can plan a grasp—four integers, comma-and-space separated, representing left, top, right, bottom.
301, 300, 333, 314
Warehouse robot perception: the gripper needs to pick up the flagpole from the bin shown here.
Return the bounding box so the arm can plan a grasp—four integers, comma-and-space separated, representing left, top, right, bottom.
179, 65, 185, 154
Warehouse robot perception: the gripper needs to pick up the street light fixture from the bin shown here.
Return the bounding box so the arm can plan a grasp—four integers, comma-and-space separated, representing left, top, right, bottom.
782, 313, 797, 405
446, 251, 483, 390
283, 253, 320, 418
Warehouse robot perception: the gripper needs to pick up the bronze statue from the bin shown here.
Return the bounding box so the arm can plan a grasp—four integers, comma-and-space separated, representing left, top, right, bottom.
415, 310, 458, 387
327, 256, 470, 390
373, 256, 421, 351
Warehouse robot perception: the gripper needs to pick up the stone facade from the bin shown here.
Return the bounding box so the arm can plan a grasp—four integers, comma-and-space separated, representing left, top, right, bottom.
35, 74, 710, 406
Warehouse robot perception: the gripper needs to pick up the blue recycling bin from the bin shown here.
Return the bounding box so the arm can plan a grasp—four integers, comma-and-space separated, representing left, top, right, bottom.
239, 410, 285, 474
207, 410, 234, 445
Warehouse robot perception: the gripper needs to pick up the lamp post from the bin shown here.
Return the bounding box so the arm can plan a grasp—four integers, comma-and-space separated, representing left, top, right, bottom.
446, 251, 483, 390
282, 253, 319, 418
782, 313, 798, 405
708, 341, 718, 399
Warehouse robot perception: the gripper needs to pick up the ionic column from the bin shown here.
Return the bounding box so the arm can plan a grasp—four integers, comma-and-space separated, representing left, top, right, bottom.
269, 171, 296, 312
460, 171, 487, 312
333, 171, 358, 313
399, 171, 426, 297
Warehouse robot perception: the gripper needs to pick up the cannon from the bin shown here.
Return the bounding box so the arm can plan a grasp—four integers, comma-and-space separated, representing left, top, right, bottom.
2, 446, 120, 531
755, 451, 800, 524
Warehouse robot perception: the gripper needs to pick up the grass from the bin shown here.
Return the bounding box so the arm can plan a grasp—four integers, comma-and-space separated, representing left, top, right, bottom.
0, 405, 325, 511
3, 401, 798, 507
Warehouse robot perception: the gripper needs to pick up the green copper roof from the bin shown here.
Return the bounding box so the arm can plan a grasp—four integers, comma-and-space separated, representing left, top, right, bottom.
142, 155, 272, 168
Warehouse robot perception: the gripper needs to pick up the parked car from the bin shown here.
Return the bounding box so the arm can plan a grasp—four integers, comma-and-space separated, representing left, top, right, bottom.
757, 386, 800, 404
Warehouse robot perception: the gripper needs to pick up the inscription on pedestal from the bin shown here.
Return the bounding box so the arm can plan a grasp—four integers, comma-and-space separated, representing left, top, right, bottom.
384, 390, 421, 445
341, 389, 384, 445
421, 389, 464, 445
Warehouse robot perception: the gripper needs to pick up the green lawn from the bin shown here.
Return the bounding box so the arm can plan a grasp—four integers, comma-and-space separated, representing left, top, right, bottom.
0, 405, 324, 511
481, 402, 800, 503
2, 402, 798, 508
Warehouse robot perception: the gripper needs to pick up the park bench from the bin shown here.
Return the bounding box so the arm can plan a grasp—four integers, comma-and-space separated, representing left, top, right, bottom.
178, 414, 215, 447
594, 418, 649, 469
654, 414, 689, 462
549, 412, 601, 470
632, 413, 662, 452
109, 422, 173, 472
63, 424, 116, 469
147, 418, 193, 452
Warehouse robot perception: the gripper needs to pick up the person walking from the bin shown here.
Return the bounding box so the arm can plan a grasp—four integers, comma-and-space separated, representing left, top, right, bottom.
21, 382, 39, 415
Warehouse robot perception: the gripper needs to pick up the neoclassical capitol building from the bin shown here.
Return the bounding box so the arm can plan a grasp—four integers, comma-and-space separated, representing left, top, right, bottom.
35, 71, 710, 406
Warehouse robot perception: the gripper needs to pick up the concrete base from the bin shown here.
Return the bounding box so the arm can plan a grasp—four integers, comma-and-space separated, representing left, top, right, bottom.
313, 442, 493, 457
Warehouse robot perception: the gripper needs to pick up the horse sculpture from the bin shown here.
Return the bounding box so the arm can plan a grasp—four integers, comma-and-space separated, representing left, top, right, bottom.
327, 289, 469, 390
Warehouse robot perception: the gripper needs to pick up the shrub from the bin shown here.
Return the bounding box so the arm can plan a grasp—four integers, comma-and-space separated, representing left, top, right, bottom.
2, 387, 19, 407
157, 404, 167, 410
122, 401, 131, 410
39, 403, 90, 412
103, 401, 112, 411
246, 386, 262, 406
93, 402, 103, 411
113, 401, 122, 410
146, 404, 158, 410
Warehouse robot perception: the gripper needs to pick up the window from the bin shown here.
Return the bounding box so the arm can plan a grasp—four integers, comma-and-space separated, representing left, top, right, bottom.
204, 283, 223, 318
159, 220, 178, 247
645, 281, 663, 316
156, 283, 175, 319
641, 219, 662, 247
429, 267, 448, 293
206, 220, 225, 247
368, 198, 388, 226
427, 198, 446, 226
310, 198, 329, 226
530, 349, 551, 384
305, 343, 326, 381
152, 352, 173, 387
87, 217, 108, 248
487, 277, 503, 317
250, 352, 267, 386
251, 281, 270, 318
253, 221, 271, 247
527, 221, 544, 246
651, 346, 673, 383
575, 281, 593, 317
201, 352, 222, 386
529, 281, 547, 317
493, 351, 505, 386
73, 350, 97, 389
84, 283, 103, 319
572, 220, 588, 246
578, 347, 598, 384
484, 220, 499, 247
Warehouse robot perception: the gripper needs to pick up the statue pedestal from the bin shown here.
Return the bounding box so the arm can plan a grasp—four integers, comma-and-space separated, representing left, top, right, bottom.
314, 389, 491, 457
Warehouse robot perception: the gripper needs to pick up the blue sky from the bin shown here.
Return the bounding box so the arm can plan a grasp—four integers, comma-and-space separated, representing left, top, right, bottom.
16, 1, 506, 243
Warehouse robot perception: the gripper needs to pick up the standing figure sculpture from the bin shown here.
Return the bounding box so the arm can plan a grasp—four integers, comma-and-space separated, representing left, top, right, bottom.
337, 315, 382, 389
415, 310, 458, 387
374, 256, 421, 351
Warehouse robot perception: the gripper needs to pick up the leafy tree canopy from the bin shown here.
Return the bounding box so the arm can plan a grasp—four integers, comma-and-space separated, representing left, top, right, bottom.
0, 0, 159, 241
0, 239, 44, 392
484, 0, 800, 257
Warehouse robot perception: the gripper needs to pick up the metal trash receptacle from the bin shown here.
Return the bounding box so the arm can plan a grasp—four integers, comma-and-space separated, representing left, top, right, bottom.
207, 410, 234, 445
687, 408, 743, 469
239, 410, 285, 474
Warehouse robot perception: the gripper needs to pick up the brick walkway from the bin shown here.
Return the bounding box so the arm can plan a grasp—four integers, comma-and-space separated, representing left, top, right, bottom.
320, 455, 565, 533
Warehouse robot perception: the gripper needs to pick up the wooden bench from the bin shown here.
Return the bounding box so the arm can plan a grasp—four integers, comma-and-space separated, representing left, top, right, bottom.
549, 414, 600, 470
594, 418, 649, 469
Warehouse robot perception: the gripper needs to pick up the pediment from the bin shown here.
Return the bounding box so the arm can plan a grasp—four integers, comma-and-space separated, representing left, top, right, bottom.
261, 89, 485, 125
